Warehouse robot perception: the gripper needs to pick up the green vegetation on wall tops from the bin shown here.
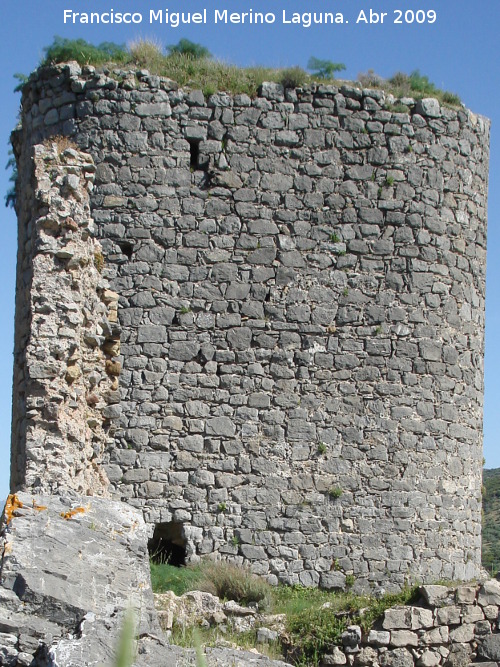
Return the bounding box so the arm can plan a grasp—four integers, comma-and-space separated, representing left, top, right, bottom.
6, 36, 462, 209
34, 36, 461, 105
389, 70, 461, 106
166, 37, 212, 59
43, 36, 130, 67
307, 56, 346, 80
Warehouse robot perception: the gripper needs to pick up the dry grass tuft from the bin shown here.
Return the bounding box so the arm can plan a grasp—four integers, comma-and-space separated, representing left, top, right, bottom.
197, 561, 272, 609
128, 37, 165, 70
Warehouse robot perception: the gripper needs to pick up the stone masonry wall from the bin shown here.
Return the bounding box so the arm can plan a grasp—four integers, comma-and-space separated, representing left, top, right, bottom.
10, 138, 120, 495
338, 580, 500, 666
157, 578, 500, 666
12, 62, 490, 591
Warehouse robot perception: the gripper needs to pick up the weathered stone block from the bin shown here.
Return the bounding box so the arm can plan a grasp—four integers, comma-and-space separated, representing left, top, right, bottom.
137, 325, 166, 343
169, 341, 201, 361
206, 417, 236, 437
417, 650, 441, 667
449, 623, 475, 643
287, 420, 316, 441
415, 98, 441, 117
436, 605, 461, 625
379, 648, 414, 667
390, 630, 419, 647
227, 327, 253, 350
479, 580, 500, 607
320, 572, 346, 590
478, 634, 500, 661
383, 607, 412, 630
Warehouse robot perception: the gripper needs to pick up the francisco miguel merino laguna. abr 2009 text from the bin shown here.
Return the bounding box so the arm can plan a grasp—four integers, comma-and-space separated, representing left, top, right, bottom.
64, 8, 437, 28
63, 8, 347, 27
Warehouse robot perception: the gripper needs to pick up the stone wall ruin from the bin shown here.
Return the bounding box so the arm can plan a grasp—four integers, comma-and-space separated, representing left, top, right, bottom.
10, 62, 490, 592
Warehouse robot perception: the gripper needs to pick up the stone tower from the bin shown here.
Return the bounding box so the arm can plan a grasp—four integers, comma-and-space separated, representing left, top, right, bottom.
11, 62, 490, 592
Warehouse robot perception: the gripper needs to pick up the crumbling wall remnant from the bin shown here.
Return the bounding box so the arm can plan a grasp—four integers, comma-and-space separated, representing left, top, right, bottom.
10, 139, 120, 496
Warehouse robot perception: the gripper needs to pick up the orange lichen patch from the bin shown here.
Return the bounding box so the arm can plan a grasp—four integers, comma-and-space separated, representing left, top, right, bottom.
4, 494, 24, 525
61, 506, 86, 520
32, 500, 48, 512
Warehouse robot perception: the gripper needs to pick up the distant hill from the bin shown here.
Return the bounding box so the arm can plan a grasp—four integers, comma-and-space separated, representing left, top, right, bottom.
482, 468, 500, 575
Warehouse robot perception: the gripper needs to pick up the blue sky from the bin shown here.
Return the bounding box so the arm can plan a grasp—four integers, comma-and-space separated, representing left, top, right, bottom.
0, 0, 498, 500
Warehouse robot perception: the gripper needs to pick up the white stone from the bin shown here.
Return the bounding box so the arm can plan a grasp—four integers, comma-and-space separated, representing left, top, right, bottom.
383, 607, 411, 629
483, 604, 499, 620
436, 605, 461, 625
416, 649, 441, 667
389, 630, 419, 647
420, 585, 451, 606
416, 98, 441, 118
410, 607, 434, 629
479, 580, 500, 606
449, 623, 475, 642
462, 604, 484, 623
322, 647, 347, 665
368, 630, 390, 646
455, 584, 477, 604
420, 625, 449, 645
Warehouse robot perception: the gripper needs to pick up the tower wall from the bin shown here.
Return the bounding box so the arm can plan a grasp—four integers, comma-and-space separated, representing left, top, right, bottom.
12, 63, 490, 591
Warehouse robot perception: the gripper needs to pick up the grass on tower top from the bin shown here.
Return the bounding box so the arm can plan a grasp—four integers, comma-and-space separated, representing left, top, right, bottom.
37, 36, 461, 105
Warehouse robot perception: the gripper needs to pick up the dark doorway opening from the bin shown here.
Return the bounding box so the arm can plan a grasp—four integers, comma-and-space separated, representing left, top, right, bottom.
148, 521, 187, 566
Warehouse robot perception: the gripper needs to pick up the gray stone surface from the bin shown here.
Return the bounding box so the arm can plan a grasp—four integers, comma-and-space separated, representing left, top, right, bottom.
2, 492, 500, 666
138, 644, 293, 666
420, 585, 455, 606
478, 579, 500, 606
0, 491, 157, 666
443, 643, 473, 667
379, 648, 414, 667
478, 633, 500, 661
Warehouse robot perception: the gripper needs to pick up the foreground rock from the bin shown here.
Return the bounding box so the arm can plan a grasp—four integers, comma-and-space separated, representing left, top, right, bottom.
0, 491, 292, 667
3, 491, 500, 666
138, 644, 292, 667
155, 589, 286, 637
0, 491, 157, 666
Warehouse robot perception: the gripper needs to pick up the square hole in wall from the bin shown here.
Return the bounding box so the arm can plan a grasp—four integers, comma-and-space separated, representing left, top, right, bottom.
188, 139, 208, 172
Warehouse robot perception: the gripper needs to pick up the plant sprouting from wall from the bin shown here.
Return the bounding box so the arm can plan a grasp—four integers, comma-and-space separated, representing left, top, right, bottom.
277, 67, 308, 89
42, 36, 129, 66
26, 36, 463, 106
328, 486, 343, 499
167, 38, 212, 59
5, 149, 17, 209
5, 72, 28, 209
13, 72, 28, 93
307, 56, 346, 80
